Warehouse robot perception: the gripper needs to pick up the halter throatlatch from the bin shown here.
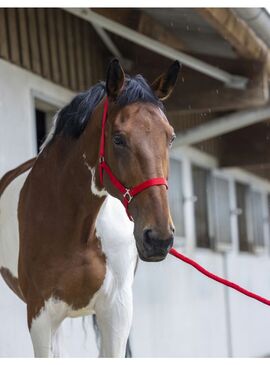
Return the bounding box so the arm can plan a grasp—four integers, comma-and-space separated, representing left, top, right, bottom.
98, 97, 168, 221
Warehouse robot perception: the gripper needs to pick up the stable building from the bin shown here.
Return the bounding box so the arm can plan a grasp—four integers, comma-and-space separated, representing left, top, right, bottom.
1, 8, 270, 357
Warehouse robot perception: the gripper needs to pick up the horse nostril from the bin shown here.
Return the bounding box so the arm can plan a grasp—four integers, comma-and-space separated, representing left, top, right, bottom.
143, 229, 154, 245
143, 228, 174, 250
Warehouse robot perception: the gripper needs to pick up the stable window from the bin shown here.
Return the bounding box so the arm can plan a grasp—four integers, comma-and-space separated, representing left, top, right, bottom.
192, 165, 214, 248
236, 183, 266, 253
34, 99, 58, 153
168, 159, 185, 239
251, 191, 265, 249
268, 194, 270, 248
212, 176, 232, 248
236, 182, 252, 252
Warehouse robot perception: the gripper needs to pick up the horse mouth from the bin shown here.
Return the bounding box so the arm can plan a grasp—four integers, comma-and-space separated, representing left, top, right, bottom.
137, 249, 168, 262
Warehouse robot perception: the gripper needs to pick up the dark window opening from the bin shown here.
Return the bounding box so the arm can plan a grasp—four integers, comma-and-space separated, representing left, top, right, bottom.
35, 109, 46, 152
192, 165, 213, 249
34, 99, 58, 153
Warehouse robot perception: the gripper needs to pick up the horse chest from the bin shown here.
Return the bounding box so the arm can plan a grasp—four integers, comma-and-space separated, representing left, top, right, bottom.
55, 246, 106, 310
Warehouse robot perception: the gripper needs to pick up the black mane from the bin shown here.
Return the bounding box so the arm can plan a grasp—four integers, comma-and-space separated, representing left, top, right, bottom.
51, 75, 163, 140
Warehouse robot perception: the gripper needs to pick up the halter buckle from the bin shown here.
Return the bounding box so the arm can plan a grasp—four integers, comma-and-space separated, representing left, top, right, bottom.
123, 189, 133, 203
99, 156, 105, 164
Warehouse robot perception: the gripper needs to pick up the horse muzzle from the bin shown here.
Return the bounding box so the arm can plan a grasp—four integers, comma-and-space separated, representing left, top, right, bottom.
138, 228, 174, 262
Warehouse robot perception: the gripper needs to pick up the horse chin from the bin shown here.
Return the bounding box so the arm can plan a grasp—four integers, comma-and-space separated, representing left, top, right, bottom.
137, 247, 168, 262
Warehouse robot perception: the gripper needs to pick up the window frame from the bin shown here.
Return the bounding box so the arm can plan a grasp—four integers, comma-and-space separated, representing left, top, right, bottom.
30, 89, 69, 155
170, 145, 270, 257
192, 163, 214, 250
231, 169, 270, 256
168, 157, 186, 247
250, 189, 266, 252
211, 170, 234, 253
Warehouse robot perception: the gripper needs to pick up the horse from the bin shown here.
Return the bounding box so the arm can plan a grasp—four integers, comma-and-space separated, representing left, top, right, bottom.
0, 58, 180, 357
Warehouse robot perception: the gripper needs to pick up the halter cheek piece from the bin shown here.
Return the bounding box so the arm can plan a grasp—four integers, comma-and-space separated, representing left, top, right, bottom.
98, 97, 168, 221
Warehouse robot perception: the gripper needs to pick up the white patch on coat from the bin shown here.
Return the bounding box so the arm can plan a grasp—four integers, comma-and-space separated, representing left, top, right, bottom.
30, 297, 70, 357
96, 195, 137, 287
0, 170, 30, 278
82, 153, 107, 197
30, 285, 107, 357
94, 195, 137, 357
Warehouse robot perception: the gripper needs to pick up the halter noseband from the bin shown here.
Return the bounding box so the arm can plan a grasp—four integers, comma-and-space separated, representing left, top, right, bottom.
98, 97, 168, 221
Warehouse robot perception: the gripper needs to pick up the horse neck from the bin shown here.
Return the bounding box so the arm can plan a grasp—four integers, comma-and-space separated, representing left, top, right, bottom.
40, 103, 106, 243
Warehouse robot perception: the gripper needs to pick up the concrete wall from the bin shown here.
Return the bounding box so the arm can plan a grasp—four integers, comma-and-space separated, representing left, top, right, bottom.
1, 59, 270, 357
132, 250, 270, 357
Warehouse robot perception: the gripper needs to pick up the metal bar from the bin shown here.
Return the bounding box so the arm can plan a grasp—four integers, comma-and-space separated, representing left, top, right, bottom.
174, 105, 270, 147
64, 8, 248, 89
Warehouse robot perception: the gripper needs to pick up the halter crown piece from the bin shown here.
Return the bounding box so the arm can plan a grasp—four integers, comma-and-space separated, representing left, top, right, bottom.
98, 97, 168, 221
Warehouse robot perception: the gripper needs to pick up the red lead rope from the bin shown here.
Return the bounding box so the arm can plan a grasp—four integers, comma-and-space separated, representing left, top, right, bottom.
169, 247, 270, 306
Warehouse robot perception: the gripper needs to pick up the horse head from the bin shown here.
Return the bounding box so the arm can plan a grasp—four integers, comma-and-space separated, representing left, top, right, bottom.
99, 59, 180, 262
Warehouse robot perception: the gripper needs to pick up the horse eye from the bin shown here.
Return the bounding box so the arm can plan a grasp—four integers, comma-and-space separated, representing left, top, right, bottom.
169, 134, 176, 148
113, 134, 126, 147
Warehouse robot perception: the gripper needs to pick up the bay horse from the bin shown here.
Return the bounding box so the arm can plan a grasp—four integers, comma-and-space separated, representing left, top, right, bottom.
0, 59, 180, 357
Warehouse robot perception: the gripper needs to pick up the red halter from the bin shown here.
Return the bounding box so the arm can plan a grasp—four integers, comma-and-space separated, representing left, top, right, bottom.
98, 97, 168, 221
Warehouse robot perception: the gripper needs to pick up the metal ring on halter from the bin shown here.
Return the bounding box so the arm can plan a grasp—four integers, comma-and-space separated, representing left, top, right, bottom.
123, 189, 133, 203
99, 156, 105, 163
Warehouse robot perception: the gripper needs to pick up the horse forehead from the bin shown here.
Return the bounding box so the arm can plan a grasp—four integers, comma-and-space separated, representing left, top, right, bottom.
115, 103, 168, 131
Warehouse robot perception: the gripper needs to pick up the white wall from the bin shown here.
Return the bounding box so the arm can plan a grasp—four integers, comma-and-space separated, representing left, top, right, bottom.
1, 59, 270, 357
131, 250, 270, 357
132, 252, 228, 357
0, 59, 74, 176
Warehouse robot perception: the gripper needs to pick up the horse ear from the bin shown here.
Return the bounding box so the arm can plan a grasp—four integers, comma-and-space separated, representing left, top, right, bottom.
106, 58, 125, 101
152, 61, 180, 101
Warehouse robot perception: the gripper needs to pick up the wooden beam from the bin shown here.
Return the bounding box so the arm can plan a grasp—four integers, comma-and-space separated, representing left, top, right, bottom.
167, 58, 268, 113
0, 9, 9, 60
197, 8, 270, 75
17, 9, 31, 70
219, 122, 270, 167
36, 8, 51, 80
26, 9, 42, 75
67, 8, 248, 88
137, 12, 187, 51
172, 104, 270, 149
6, 9, 20, 64
55, 9, 69, 88
93, 8, 187, 51
244, 165, 270, 182
130, 54, 268, 113
93, 8, 140, 29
